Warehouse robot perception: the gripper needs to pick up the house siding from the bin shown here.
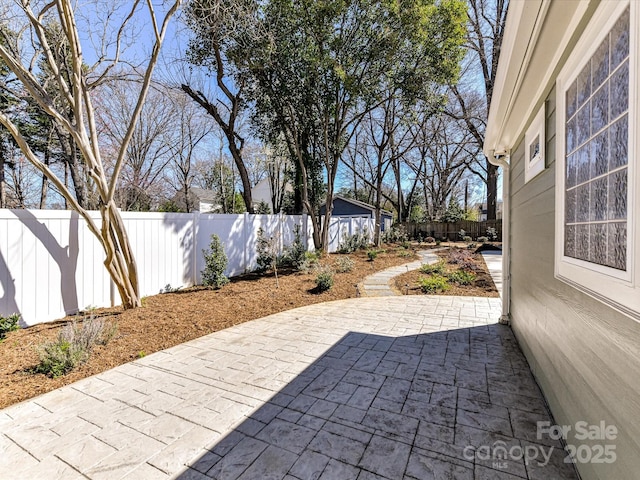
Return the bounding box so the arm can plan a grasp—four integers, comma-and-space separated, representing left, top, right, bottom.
509, 87, 640, 479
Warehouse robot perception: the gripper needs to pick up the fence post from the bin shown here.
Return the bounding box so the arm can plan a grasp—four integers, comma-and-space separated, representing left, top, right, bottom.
192, 211, 200, 285
243, 212, 249, 273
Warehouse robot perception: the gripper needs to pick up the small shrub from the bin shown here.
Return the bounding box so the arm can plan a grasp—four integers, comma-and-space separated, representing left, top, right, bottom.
463, 236, 472, 242
299, 251, 320, 273
448, 270, 477, 285
367, 250, 378, 261
425, 236, 435, 244
458, 229, 466, 241
447, 249, 477, 270
0, 313, 20, 340
280, 224, 307, 270
486, 227, 498, 241
420, 260, 446, 275
418, 275, 450, 293
435, 239, 441, 246
467, 243, 477, 250
202, 234, 229, 288
315, 268, 334, 292
381, 226, 408, 244
338, 228, 371, 253
334, 256, 355, 273
397, 248, 413, 258
477, 236, 488, 243
256, 228, 275, 271
36, 316, 116, 378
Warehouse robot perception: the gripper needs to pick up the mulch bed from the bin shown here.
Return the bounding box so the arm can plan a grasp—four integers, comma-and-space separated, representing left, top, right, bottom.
394, 246, 499, 297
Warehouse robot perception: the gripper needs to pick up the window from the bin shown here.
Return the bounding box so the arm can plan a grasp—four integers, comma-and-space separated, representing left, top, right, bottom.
555, 0, 640, 320
525, 105, 546, 183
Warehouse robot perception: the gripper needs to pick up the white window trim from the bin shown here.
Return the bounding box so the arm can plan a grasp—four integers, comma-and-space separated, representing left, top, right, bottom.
555, 0, 640, 321
524, 104, 546, 183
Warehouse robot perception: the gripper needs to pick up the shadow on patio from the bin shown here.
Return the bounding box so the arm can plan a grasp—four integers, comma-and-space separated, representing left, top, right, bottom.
177, 324, 578, 480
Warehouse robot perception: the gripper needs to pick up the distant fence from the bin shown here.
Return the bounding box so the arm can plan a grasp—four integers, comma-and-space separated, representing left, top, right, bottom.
400, 219, 502, 242
0, 210, 374, 326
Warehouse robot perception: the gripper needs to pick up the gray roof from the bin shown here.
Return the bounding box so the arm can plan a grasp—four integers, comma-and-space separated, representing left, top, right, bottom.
332, 195, 393, 216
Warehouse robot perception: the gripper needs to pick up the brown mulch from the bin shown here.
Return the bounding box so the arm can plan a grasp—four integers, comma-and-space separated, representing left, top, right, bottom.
394, 247, 499, 297
0, 246, 420, 410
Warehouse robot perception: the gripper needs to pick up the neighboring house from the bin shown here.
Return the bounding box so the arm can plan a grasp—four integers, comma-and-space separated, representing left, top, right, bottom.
319, 195, 393, 231
484, 1, 638, 478
250, 177, 293, 213
474, 200, 503, 221
173, 187, 221, 213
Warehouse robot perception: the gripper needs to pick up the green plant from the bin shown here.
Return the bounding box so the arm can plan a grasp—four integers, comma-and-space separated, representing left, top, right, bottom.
381, 226, 408, 244
315, 268, 334, 292
458, 229, 466, 240
477, 236, 488, 243
256, 228, 276, 271
337, 228, 371, 253
138, 351, 147, 358
334, 256, 355, 273
367, 249, 378, 261
448, 270, 477, 285
280, 224, 307, 270
486, 227, 498, 241
299, 250, 320, 273
397, 248, 413, 258
418, 275, 450, 293
420, 260, 446, 275
435, 239, 441, 246
463, 236, 472, 242
202, 234, 229, 288
0, 313, 21, 340
35, 316, 116, 378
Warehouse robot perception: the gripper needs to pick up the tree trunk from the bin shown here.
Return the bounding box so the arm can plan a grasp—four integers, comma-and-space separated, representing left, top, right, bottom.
485, 158, 498, 220
100, 201, 141, 309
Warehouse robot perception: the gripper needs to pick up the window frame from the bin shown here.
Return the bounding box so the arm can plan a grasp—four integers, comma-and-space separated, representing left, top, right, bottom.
524, 104, 546, 183
555, 0, 640, 320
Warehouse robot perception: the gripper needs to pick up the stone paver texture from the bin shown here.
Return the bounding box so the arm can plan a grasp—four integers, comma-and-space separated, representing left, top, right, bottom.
0, 296, 579, 479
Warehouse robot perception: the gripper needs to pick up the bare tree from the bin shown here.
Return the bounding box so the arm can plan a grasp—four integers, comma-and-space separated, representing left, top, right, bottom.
164, 92, 212, 213
447, 0, 508, 220
95, 81, 176, 211
0, 0, 181, 309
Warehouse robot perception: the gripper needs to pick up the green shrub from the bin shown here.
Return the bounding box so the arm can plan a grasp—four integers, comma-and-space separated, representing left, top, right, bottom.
463, 236, 472, 242
367, 250, 378, 261
381, 226, 408, 244
418, 275, 450, 293
334, 256, 355, 273
299, 251, 320, 273
397, 248, 413, 258
202, 234, 229, 288
458, 229, 466, 241
338, 228, 371, 253
435, 239, 441, 246
477, 236, 488, 243
36, 316, 117, 378
420, 260, 446, 275
256, 228, 275, 271
280, 224, 307, 270
486, 227, 498, 241
448, 270, 477, 285
0, 313, 20, 340
315, 268, 334, 292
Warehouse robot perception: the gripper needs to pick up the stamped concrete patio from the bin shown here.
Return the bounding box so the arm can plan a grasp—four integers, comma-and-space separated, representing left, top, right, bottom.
0, 292, 578, 480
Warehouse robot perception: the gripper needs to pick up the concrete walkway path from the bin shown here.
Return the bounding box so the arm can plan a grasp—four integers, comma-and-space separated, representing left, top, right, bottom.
359, 250, 442, 297
0, 294, 577, 479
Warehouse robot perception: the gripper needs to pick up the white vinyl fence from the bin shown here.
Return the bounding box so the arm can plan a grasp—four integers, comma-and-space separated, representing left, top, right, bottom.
0, 209, 374, 326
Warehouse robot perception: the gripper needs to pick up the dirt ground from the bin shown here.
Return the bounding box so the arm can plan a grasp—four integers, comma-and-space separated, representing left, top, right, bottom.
0, 243, 498, 410
394, 247, 499, 297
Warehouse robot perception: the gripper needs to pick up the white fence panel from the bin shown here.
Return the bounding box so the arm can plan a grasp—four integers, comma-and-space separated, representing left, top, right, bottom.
0, 209, 374, 326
